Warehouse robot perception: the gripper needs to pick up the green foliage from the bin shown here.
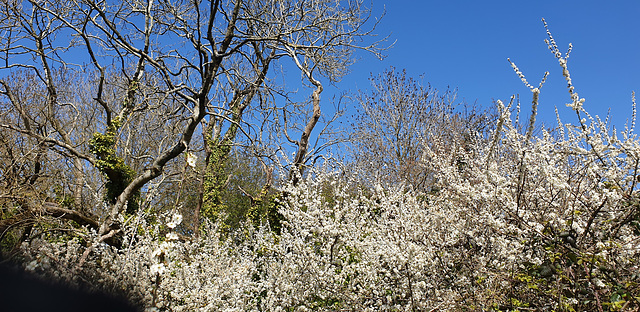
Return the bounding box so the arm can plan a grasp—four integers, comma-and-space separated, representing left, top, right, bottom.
502, 229, 640, 312
52, 184, 75, 209
201, 143, 232, 226
307, 294, 344, 310
89, 116, 139, 215
0, 204, 28, 255
246, 193, 284, 235
201, 145, 283, 234
0, 228, 20, 255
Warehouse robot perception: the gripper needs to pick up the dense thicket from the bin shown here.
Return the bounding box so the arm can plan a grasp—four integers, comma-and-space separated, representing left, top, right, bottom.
1, 1, 638, 310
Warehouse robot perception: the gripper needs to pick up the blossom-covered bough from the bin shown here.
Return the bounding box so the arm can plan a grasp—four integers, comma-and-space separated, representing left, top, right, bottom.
13, 19, 640, 311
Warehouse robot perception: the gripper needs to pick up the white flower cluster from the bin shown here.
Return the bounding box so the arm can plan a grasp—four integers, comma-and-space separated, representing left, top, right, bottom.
166, 213, 183, 230
17, 110, 640, 309
186, 152, 197, 168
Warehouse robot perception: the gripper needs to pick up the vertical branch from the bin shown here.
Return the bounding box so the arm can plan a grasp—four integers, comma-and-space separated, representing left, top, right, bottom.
287, 48, 323, 185
507, 52, 548, 216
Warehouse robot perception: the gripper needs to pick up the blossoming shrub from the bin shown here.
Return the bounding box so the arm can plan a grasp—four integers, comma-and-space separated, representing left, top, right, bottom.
428, 98, 640, 311
13, 23, 640, 311
18, 215, 263, 311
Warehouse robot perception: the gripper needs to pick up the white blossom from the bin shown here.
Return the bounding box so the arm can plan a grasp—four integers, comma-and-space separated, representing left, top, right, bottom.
166, 213, 182, 229
150, 263, 166, 275
186, 152, 197, 168
165, 232, 179, 241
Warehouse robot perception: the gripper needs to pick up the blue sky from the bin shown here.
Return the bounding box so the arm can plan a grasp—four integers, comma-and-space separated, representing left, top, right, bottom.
335, 0, 640, 131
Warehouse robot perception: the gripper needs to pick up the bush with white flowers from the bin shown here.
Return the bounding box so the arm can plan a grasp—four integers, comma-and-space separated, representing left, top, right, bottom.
16, 21, 640, 311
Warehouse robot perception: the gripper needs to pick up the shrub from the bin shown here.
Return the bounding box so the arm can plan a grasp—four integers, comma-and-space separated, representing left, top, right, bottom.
13, 19, 640, 311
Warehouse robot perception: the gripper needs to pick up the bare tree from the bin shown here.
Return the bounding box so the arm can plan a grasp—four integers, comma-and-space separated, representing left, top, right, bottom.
0, 0, 384, 244
348, 68, 495, 191
198, 0, 385, 227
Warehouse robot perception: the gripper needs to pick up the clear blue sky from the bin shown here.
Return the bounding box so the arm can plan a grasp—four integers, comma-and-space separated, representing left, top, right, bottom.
337, 0, 640, 131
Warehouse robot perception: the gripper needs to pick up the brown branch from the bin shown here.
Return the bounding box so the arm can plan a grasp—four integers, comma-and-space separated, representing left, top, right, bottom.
286, 47, 323, 184
0, 202, 99, 232
0, 201, 100, 245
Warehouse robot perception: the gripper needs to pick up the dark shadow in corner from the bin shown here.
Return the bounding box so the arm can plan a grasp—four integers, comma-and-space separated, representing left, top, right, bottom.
0, 264, 140, 312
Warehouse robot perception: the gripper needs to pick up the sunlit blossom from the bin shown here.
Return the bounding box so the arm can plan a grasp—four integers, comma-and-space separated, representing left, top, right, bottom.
186, 152, 197, 168
150, 263, 166, 275
166, 214, 182, 229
